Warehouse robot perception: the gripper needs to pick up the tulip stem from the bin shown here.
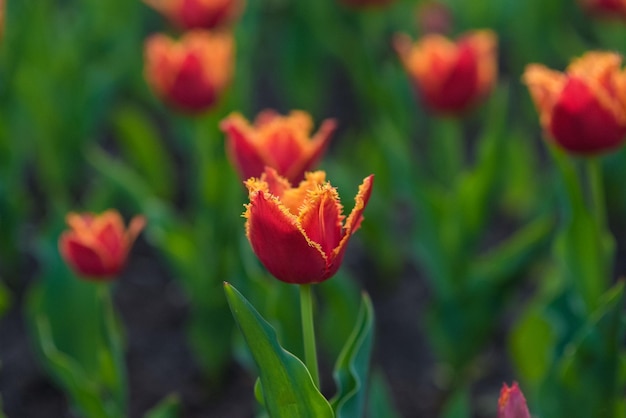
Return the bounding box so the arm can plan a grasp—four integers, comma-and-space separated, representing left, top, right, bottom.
587, 157, 606, 231
300, 284, 319, 388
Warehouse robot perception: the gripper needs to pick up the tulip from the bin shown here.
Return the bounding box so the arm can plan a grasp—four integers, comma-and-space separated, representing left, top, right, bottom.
59, 210, 146, 280
220, 110, 336, 184
498, 382, 531, 418
523, 51, 626, 155
144, 30, 234, 113
579, 0, 626, 19
143, 0, 244, 30
394, 30, 497, 114
244, 168, 374, 284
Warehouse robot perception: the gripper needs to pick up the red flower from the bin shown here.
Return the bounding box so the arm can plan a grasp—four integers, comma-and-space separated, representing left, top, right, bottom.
144, 30, 234, 114
580, 0, 626, 19
59, 210, 146, 280
498, 382, 531, 418
144, 0, 244, 30
220, 110, 336, 184
523, 51, 626, 155
394, 30, 498, 114
244, 168, 373, 284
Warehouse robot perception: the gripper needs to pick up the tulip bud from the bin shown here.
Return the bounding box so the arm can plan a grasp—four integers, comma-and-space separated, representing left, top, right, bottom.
523, 51, 626, 155
244, 168, 373, 284
394, 30, 497, 114
59, 210, 146, 280
144, 30, 234, 114
220, 110, 336, 185
498, 382, 531, 418
143, 0, 244, 30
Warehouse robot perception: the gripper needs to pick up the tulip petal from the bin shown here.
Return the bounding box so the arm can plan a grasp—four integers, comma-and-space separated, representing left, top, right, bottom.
523, 64, 567, 129
60, 234, 111, 278
245, 190, 328, 284
298, 184, 344, 258
551, 77, 626, 153
222, 114, 269, 180
295, 118, 336, 181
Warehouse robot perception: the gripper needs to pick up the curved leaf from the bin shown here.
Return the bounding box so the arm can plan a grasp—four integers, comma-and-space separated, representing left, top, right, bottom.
331, 293, 374, 418
224, 283, 334, 418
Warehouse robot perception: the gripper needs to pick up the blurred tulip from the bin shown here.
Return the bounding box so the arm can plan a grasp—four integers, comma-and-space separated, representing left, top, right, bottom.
143, 0, 244, 30
394, 30, 497, 114
498, 382, 531, 418
523, 51, 626, 155
220, 110, 336, 184
244, 168, 373, 284
144, 30, 234, 113
59, 210, 146, 280
580, 0, 626, 19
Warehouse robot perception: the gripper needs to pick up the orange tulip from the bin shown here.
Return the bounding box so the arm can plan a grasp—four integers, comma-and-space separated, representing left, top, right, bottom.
498, 382, 531, 418
244, 168, 373, 284
143, 0, 244, 30
144, 30, 234, 113
523, 52, 626, 155
580, 0, 626, 19
59, 210, 146, 280
394, 30, 497, 114
220, 110, 336, 184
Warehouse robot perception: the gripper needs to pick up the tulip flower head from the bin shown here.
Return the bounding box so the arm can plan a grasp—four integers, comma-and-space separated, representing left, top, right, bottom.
523, 51, 626, 155
144, 30, 234, 114
580, 0, 626, 19
244, 168, 374, 284
220, 110, 336, 184
143, 0, 244, 30
498, 382, 531, 418
394, 30, 497, 114
59, 210, 146, 280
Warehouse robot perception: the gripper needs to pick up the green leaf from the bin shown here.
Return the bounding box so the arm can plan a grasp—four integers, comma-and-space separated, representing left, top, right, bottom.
366, 371, 401, 418
144, 395, 180, 418
0, 279, 11, 318
224, 283, 334, 418
111, 105, 174, 200
331, 293, 374, 418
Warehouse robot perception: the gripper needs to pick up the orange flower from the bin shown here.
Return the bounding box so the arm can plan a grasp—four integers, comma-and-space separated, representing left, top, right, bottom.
244, 168, 373, 284
143, 0, 244, 30
523, 52, 626, 155
220, 110, 336, 184
580, 0, 626, 19
144, 30, 234, 114
59, 210, 146, 280
394, 30, 497, 114
498, 382, 531, 418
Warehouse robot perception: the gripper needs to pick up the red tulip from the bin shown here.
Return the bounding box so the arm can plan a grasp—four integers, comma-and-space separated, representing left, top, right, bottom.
144, 0, 244, 30
498, 382, 531, 418
220, 110, 336, 184
244, 168, 373, 284
394, 30, 498, 114
144, 30, 234, 114
523, 51, 626, 155
59, 210, 146, 280
580, 0, 626, 19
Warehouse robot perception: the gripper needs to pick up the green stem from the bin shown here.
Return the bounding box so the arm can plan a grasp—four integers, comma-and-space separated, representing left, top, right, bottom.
587, 157, 606, 232
300, 284, 319, 388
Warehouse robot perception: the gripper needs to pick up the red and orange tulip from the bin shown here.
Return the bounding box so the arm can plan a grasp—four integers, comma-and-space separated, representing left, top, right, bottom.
143, 0, 244, 30
244, 168, 373, 284
144, 30, 234, 113
498, 382, 531, 418
523, 52, 626, 155
59, 210, 146, 280
580, 0, 626, 19
220, 110, 336, 184
394, 30, 497, 114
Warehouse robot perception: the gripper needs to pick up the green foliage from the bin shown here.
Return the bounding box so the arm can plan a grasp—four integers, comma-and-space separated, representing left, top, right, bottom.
224, 283, 334, 418
144, 395, 180, 418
